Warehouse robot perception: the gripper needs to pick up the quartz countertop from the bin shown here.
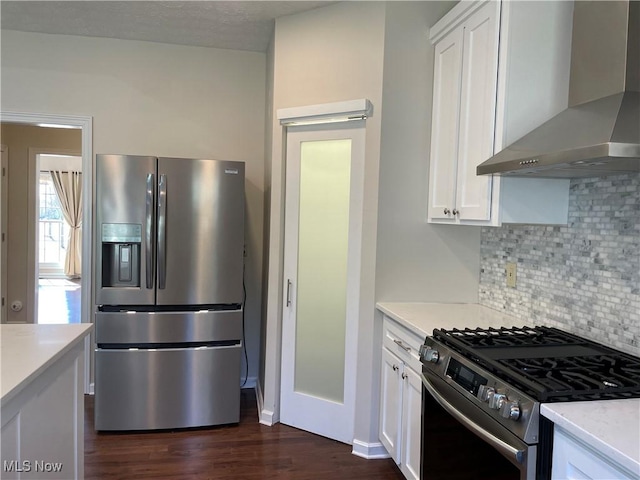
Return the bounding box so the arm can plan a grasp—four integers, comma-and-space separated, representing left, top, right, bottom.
376, 302, 526, 338
377, 302, 640, 474
541, 400, 640, 476
1, 323, 93, 405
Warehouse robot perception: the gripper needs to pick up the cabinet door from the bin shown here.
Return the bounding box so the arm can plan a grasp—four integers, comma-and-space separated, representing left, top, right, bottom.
380, 347, 403, 463
455, 1, 500, 221
552, 428, 635, 480
428, 26, 463, 222
400, 366, 422, 480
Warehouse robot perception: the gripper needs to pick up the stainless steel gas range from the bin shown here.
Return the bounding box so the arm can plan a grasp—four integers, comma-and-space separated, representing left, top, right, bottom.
419, 326, 640, 480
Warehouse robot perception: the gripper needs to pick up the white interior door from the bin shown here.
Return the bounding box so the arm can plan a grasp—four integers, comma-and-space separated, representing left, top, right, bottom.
280, 120, 365, 444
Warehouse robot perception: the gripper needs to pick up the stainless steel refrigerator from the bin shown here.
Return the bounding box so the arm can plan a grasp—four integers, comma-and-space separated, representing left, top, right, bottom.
93, 154, 244, 431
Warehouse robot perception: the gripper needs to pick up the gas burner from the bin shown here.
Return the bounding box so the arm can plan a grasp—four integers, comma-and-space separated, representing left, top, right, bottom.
499, 354, 640, 400
431, 325, 640, 402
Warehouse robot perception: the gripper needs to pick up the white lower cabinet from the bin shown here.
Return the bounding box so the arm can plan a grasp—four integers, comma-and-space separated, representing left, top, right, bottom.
552, 427, 636, 480
399, 364, 422, 480
380, 316, 423, 480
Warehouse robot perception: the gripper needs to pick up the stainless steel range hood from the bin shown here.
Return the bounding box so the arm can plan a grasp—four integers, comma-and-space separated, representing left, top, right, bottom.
478, 1, 640, 178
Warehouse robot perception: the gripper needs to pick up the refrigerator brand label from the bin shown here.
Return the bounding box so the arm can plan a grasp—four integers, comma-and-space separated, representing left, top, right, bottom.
224, 169, 239, 175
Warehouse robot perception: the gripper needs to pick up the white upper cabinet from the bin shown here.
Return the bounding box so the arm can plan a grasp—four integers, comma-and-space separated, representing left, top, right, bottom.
429, 26, 464, 221
428, 0, 574, 226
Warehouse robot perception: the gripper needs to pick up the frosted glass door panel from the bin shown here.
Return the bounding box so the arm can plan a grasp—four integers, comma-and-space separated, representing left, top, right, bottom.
294, 139, 351, 403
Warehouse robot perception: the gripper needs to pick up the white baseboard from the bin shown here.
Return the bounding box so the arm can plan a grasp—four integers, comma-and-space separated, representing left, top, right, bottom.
88, 382, 95, 395
351, 439, 391, 459
254, 381, 276, 426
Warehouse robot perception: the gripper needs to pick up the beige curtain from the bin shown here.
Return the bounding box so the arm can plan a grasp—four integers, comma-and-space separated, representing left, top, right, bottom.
50, 171, 82, 277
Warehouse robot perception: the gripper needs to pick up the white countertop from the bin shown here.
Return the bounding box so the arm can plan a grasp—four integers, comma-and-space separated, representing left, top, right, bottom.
376, 301, 526, 338
377, 302, 640, 474
542, 400, 640, 475
1, 323, 93, 405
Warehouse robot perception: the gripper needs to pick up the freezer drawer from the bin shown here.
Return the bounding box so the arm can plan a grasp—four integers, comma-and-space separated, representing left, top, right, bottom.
94, 344, 241, 431
95, 309, 242, 345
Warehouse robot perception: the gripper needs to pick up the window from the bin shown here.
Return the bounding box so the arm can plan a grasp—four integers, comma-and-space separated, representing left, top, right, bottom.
39, 172, 69, 270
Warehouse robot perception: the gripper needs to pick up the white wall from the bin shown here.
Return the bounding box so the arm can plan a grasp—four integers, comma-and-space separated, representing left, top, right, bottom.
376, 1, 479, 303
259, 35, 275, 401
1, 30, 266, 384
370, 0, 479, 454
262, 1, 387, 444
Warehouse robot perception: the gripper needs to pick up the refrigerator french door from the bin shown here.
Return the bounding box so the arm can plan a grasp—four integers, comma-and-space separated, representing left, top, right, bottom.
94, 154, 245, 431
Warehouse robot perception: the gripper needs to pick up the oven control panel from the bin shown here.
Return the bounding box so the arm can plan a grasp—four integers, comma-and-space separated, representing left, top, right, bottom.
444, 358, 523, 422
446, 358, 487, 397
421, 337, 539, 444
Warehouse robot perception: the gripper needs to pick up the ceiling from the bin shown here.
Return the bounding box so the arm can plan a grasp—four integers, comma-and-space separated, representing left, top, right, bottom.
0, 1, 335, 52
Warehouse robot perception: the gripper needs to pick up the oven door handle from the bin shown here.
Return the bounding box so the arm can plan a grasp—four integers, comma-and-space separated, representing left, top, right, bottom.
421, 373, 525, 465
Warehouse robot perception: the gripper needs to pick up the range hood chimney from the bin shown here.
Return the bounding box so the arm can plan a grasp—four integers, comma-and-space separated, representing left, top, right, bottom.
477, 1, 640, 178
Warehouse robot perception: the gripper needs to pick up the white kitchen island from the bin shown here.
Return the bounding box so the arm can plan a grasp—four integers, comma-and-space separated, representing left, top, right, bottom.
1, 323, 92, 480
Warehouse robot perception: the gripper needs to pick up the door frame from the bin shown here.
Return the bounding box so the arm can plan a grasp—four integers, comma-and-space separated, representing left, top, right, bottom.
279, 120, 366, 444
1, 111, 93, 393
1, 145, 7, 323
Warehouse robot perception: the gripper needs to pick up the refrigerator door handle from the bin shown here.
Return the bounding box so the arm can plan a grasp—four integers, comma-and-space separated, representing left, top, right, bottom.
158, 174, 167, 289
145, 173, 155, 289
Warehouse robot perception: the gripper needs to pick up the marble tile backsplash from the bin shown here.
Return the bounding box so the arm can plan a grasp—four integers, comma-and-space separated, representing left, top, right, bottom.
479, 174, 640, 357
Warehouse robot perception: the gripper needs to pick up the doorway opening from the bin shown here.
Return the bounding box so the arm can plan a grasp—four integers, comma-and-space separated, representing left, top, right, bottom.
0, 112, 92, 391
37, 153, 83, 324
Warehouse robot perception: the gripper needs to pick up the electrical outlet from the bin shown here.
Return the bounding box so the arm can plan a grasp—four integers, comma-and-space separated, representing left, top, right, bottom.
506, 263, 517, 288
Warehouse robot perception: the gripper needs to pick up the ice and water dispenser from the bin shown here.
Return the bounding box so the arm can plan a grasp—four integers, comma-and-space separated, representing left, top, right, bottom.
101, 223, 142, 287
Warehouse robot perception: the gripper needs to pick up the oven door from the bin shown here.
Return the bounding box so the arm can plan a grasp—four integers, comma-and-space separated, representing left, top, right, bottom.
421, 370, 537, 480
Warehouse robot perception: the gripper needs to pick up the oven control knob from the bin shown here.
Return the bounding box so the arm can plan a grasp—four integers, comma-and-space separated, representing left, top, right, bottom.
477, 385, 495, 402
489, 392, 507, 410
500, 401, 521, 421
425, 348, 440, 364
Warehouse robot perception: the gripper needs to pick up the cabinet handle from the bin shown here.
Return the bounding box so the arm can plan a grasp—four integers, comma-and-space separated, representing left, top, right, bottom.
393, 339, 411, 352
452, 208, 459, 216
444, 208, 451, 215
392, 364, 399, 371
402, 372, 408, 380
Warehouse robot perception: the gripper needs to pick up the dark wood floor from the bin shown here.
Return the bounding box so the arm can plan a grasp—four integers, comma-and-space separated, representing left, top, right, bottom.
85, 390, 404, 479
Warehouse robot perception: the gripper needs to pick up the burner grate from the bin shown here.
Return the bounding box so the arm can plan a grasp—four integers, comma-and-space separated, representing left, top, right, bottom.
432, 325, 640, 402
436, 325, 584, 349
500, 355, 640, 401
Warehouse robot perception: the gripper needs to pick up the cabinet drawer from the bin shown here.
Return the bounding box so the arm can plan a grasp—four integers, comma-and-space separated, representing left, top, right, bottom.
383, 316, 424, 373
